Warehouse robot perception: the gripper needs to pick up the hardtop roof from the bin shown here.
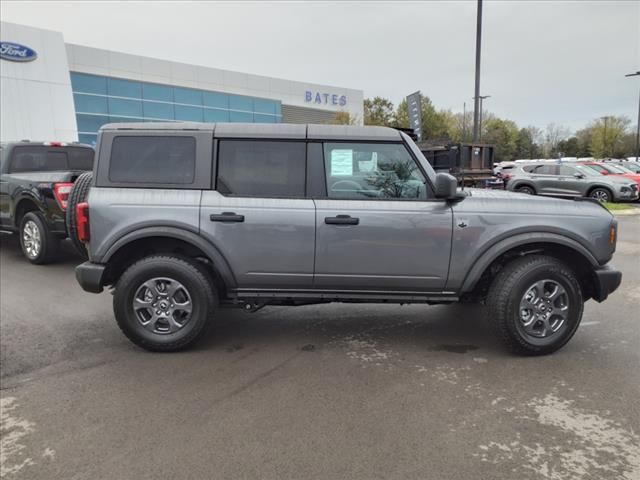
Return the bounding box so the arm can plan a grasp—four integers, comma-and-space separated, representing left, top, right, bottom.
99, 122, 402, 141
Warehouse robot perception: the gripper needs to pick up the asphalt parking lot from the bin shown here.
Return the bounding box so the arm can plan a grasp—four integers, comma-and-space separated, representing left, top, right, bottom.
1, 215, 639, 480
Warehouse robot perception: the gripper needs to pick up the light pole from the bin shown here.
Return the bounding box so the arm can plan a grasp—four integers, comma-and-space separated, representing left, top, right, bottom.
474, 95, 490, 141
472, 0, 483, 142
625, 71, 640, 161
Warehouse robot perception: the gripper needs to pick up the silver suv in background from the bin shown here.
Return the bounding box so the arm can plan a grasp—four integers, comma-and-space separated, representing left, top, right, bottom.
70, 123, 622, 356
506, 162, 639, 202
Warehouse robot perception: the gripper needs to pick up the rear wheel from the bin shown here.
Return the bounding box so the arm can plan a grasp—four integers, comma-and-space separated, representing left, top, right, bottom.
589, 187, 612, 203
19, 211, 58, 264
486, 255, 583, 355
113, 255, 216, 351
516, 185, 535, 195
66, 172, 93, 259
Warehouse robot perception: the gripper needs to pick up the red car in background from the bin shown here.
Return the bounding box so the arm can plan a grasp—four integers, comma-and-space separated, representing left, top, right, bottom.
579, 162, 640, 186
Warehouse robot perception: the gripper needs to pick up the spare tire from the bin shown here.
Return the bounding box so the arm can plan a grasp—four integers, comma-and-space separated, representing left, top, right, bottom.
66, 171, 93, 259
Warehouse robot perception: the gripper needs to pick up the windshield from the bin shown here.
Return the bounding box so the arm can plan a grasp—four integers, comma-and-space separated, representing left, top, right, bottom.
601, 164, 629, 174
575, 164, 602, 176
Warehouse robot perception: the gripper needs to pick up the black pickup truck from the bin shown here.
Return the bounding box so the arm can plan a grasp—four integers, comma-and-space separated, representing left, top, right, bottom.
0, 141, 94, 263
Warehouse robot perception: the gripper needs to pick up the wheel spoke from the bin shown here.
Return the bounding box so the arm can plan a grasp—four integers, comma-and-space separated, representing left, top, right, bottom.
141, 314, 159, 332
173, 301, 192, 313
133, 298, 153, 310
166, 315, 184, 333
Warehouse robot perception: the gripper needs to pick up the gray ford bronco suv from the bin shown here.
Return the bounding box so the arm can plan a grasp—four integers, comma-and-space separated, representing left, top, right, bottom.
73, 122, 621, 355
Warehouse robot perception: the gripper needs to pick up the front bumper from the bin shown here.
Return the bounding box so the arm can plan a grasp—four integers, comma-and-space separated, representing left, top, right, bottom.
591, 264, 622, 302
75, 262, 106, 293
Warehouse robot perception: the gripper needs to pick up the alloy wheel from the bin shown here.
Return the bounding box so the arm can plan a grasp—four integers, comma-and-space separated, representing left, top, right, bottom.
132, 277, 193, 334
519, 279, 569, 338
22, 220, 41, 259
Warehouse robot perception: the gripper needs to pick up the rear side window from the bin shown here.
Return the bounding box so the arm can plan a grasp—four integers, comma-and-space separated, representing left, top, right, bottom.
217, 140, 306, 197
530, 165, 556, 175
9, 146, 94, 173
109, 136, 195, 184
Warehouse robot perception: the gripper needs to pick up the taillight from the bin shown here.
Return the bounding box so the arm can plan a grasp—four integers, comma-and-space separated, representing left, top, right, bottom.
53, 182, 73, 210
76, 202, 90, 243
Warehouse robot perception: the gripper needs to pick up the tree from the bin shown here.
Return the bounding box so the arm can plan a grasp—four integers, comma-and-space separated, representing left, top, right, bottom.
589, 116, 631, 158
364, 97, 395, 126
515, 127, 540, 159
482, 118, 519, 162
542, 123, 571, 157
329, 111, 359, 125
574, 127, 594, 157
556, 137, 579, 157
395, 97, 455, 141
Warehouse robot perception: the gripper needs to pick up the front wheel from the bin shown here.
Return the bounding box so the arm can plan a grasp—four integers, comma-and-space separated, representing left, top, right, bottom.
113, 255, 216, 351
486, 255, 583, 355
589, 188, 612, 203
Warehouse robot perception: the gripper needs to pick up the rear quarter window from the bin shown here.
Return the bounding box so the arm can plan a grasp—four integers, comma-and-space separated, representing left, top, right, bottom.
109, 136, 196, 184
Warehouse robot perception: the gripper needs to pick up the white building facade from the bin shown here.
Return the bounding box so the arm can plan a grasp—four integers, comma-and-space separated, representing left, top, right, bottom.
1, 21, 364, 145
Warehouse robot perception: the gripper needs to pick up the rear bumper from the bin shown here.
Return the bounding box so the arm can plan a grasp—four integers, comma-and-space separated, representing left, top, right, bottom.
592, 264, 622, 302
75, 262, 106, 294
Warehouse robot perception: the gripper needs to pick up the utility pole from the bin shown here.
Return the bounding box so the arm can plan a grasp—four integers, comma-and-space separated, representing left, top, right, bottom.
626, 71, 640, 161
474, 95, 490, 141
463, 102, 466, 140
472, 0, 483, 142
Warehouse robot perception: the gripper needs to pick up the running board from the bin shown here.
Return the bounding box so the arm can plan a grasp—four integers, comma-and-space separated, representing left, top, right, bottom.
231, 289, 459, 304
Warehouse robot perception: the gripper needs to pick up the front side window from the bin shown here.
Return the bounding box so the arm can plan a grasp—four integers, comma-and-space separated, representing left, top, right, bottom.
217, 140, 305, 197
323, 143, 427, 199
109, 136, 196, 184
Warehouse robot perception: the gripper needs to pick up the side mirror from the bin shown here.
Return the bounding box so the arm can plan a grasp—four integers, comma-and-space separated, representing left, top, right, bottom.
573, 173, 585, 179
434, 172, 458, 199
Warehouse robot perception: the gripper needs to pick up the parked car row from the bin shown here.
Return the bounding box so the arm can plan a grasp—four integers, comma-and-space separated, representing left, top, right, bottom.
494, 160, 640, 203
1, 125, 624, 357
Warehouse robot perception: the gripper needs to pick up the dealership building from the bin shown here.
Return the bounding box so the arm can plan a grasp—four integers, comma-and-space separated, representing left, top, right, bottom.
1, 21, 364, 145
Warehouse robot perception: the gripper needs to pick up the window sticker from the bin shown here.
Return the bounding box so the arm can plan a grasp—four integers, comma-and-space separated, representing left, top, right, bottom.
358, 151, 377, 173
330, 149, 353, 176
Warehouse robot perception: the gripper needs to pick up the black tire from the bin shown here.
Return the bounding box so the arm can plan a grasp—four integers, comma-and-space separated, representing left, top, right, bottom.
66, 172, 93, 259
19, 211, 58, 264
113, 255, 216, 352
588, 187, 612, 203
486, 255, 583, 356
516, 185, 536, 195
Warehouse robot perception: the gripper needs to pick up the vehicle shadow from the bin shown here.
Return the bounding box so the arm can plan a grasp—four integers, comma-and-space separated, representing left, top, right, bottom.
196, 302, 504, 356
0, 233, 85, 266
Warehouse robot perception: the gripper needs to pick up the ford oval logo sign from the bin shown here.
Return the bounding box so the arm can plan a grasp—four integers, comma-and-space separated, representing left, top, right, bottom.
0, 42, 37, 62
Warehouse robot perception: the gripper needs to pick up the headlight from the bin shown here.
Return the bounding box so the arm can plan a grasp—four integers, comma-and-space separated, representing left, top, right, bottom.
620, 186, 631, 192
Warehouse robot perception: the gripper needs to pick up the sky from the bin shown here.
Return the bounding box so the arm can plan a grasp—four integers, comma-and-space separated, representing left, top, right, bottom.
1, 0, 639, 132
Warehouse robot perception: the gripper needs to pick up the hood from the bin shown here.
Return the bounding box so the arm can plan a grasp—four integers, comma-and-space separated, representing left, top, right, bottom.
453, 187, 612, 218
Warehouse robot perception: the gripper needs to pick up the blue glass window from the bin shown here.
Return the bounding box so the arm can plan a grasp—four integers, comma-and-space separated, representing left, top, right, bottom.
108, 78, 141, 98
174, 105, 203, 122
142, 83, 173, 102
253, 113, 277, 123
174, 87, 202, 106
108, 98, 143, 117
230, 111, 253, 122
71, 73, 107, 95
77, 114, 110, 133
203, 92, 228, 109
203, 109, 229, 122
229, 95, 253, 112
143, 101, 174, 120
109, 116, 142, 124
78, 133, 97, 146
74, 93, 108, 114
275, 102, 282, 117
253, 98, 276, 115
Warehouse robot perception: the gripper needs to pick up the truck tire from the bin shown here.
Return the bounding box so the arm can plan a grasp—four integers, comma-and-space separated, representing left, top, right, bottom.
113, 255, 217, 352
66, 172, 93, 259
485, 255, 583, 355
19, 211, 58, 264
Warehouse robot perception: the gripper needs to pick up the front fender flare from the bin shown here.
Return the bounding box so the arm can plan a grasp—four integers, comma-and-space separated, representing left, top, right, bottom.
100, 226, 237, 289
459, 232, 599, 293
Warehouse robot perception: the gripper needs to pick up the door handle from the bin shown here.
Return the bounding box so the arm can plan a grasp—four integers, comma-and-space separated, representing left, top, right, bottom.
210, 212, 245, 223
325, 215, 359, 225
